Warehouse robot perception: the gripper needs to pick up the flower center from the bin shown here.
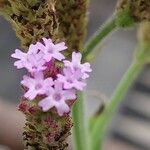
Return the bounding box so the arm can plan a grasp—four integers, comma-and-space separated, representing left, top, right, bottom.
67, 78, 73, 83
32, 66, 37, 69
73, 66, 79, 71
53, 93, 62, 101
48, 48, 54, 54
35, 83, 42, 90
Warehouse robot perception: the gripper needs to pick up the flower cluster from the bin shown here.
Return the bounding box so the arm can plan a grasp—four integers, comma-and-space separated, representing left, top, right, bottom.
11, 38, 92, 116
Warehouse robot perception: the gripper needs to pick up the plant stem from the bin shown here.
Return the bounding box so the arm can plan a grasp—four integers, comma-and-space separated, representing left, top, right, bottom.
73, 15, 117, 150
72, 92, 90, 150
83, 15, 117, 60
91, 59, 144, 150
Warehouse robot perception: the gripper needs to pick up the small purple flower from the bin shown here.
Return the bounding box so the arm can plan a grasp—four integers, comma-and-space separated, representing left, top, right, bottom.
25, 52, 46, 73
38, 81, 76, 116
21, 72, 54, 100
11, 44, 46, 73
37, 38, 67, 62
57, 67, 86, 91
63, 52, 92, 79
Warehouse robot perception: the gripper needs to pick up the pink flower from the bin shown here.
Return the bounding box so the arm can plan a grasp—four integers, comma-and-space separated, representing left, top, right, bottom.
11, 44, 46, 72
21, 72, 54, 100
57, 52, 92, 91
25, 52, 46, 73
57, 67, 86, 91
38, 81, 76, 116
37, 38, 67, 62
63, 52, 92, 79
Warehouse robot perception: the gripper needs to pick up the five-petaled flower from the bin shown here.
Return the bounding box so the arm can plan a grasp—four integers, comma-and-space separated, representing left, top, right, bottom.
57, 67, 86, 90
21, 72, 53, 100
38, 81, 76, 116
37, 38, 67, 62
11, 44, 41, 70
11, 38, 92, 116
64, 52, 92, 79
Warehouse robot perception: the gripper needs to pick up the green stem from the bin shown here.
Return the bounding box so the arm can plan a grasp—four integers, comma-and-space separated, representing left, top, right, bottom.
83, 15, 117, 60
72, 92, 90, 150
91, 59, 144, 150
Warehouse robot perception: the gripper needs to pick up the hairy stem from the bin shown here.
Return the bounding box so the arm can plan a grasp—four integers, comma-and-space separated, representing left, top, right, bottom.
83, 15, 117, 60
91, 53, 145, 150
72, 93, 91, 150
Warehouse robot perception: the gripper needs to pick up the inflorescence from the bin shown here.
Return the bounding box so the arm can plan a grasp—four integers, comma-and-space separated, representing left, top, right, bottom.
11, 38, 92, 116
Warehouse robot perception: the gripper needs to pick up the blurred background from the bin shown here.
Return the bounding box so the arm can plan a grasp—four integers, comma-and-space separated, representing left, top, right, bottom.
0, 0, 150, 150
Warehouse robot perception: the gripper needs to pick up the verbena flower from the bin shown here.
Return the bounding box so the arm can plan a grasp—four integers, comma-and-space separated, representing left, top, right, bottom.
57, 67, 87, 90
21, 72, 54, 100
11, 44, 40, 69
25, 52, 47, 73
12, 38, 92, 116
37, 37, 67, 62
64, 52, 92, 79
57, 52, 92, 90
38, 81, 76, 116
